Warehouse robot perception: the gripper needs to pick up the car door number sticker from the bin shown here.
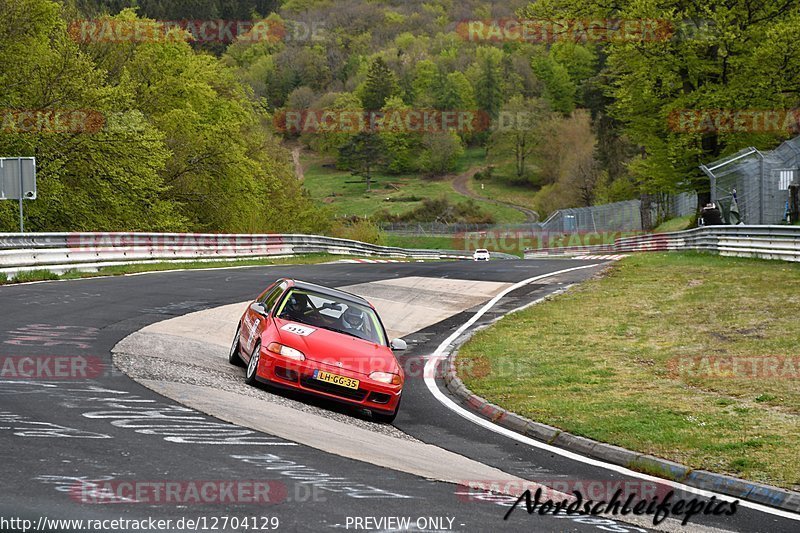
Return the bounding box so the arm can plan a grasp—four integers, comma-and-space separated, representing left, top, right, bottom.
281, 323, 316, 336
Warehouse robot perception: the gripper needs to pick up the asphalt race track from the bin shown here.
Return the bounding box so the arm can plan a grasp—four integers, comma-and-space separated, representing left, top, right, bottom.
1, 259, 797, 532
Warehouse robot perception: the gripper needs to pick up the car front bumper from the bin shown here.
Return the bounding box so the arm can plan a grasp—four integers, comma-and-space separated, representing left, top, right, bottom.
254, 351, 402, 414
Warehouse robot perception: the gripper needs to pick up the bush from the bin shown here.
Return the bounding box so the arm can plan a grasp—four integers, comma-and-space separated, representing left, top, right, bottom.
474, 166, 495, 181
332, 218, 386, 245
383, 195, 423, 202
376, 197, 495, 224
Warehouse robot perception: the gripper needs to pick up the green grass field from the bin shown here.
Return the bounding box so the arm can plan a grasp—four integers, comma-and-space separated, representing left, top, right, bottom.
470, 173, 539, 211
458, 252, 800, 489
301, 149, 525, 223
654, 215, 694, 233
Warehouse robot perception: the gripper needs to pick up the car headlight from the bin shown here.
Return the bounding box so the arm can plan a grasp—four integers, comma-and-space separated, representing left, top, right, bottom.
369, 371, 402, 385
266, 342, 305, 361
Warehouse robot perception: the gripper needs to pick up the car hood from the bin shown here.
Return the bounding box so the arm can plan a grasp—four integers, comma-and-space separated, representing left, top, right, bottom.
274, 317, 399, 376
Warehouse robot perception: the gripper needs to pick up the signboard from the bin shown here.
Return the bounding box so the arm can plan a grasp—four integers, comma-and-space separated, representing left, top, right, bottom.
0, 157, 37, 232
0, 157, 36, 200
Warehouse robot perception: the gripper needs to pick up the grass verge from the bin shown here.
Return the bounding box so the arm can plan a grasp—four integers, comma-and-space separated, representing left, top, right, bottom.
0, 254, 348, 285
457, 252, 800, 490
655, 215, 694, 233
302, 151, 525, 223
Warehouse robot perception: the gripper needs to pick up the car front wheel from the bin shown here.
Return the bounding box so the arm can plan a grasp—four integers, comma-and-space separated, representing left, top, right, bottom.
228, 325, 245, 367
245, 343, 261, 385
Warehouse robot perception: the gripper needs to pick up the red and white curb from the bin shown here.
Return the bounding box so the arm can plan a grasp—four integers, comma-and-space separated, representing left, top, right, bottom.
575, 254, 628, 260
335, 258, 404, 264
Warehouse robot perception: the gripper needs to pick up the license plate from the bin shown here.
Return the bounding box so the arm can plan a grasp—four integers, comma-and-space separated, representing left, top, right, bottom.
313, 370, 359, 390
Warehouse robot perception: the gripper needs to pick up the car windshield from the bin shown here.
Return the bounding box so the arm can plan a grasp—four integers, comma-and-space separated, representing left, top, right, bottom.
275, 288, 387, 346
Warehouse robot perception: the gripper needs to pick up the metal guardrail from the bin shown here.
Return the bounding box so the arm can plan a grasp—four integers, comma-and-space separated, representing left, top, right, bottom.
0, 232, 517, 278
524, 225, 800, 262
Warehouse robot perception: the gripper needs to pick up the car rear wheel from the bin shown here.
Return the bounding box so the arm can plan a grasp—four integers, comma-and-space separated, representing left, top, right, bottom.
228, 325, 245, 367
245, 343, 261, 386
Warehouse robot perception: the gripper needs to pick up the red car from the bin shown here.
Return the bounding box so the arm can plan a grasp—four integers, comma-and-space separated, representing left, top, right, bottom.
228, 278, 407, 423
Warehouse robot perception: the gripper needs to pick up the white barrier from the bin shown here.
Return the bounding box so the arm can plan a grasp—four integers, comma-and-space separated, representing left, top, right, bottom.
524, 225, 800, 262
0, 232, 516, 278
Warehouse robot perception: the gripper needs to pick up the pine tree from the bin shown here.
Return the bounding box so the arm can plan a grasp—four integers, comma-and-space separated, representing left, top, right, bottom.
338, 133, 385, 192
476, 56, 502, 120
361, 57, 398, 112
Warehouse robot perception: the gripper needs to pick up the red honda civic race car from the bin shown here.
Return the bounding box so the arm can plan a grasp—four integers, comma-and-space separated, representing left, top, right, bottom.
228, 278, 407, 422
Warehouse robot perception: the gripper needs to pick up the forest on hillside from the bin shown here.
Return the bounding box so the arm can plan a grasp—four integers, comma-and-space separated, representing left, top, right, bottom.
1, 0, 798, 232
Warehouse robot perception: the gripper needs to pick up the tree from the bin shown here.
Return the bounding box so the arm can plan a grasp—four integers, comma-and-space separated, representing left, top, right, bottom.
531, 53, 576, 116
0, 1, 184, 232
0, 3, 325, 234
532, 110, 600, 213
338, 132, 384, 191
417, 132, 463, 176
302, 91, 361, 155
435, 71, 476, 111
410, 59, 438, 107
489, 96, 551, 182
360, 57, 398, 111
524, 0, 800, 207
474, 50, 503, 120
378, 96, 419, 173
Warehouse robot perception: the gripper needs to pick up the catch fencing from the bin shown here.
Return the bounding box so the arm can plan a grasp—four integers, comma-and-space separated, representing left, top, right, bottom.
702, 136, 800, 225
381, 195, 697, 236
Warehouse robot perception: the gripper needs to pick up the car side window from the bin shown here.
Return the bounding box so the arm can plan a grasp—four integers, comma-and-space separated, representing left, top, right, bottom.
261, 281, 288, 313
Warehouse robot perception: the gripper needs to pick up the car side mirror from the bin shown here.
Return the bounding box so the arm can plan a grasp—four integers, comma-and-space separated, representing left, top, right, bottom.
250, 302, 268, 316
390, 338, 407, 351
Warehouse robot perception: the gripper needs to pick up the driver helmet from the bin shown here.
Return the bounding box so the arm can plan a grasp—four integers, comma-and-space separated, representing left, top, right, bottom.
286, 292, 309, 315
343, 306, 365, 329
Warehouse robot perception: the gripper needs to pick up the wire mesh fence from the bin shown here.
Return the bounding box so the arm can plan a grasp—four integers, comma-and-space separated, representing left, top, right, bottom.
702, 136, 800, 224
540, 200, 645, 233
380, 194, 697, 236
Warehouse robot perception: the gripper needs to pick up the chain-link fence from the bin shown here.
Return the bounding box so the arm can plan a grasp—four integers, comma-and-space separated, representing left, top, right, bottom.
538, 199, 643, 232
702, 136, 800, 224
380, 193, 697, 236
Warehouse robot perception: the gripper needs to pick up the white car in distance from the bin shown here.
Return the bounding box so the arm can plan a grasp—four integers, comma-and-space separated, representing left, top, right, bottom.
472, 248, 490, 261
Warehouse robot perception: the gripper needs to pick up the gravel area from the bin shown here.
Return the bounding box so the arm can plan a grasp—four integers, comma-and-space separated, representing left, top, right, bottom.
113, 339, 420, 442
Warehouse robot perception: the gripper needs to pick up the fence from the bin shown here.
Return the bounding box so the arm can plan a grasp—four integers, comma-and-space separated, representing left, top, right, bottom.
380, 194, 697, 236
524, 225, 800, 263
0, 232, 517, 279
702, 136, 800, 225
